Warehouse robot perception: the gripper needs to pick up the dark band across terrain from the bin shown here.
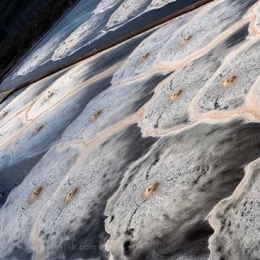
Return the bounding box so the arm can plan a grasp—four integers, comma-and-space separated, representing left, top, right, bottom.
0, 0, 213, 103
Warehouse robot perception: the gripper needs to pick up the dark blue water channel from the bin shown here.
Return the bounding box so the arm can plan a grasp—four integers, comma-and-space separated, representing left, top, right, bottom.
0, 0, 202, 91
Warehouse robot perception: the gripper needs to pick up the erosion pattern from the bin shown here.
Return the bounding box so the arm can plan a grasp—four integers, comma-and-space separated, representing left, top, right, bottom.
10, 0, 178, 78
1, 0, 260, 259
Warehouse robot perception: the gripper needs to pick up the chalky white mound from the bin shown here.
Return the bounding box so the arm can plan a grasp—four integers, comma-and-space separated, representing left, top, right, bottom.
52, 13, 107, 61
148, 0, 176, 9
93, 0, 122, 14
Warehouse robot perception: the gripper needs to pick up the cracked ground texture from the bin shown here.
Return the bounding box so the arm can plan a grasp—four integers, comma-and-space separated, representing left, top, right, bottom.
1, 0, 260, 259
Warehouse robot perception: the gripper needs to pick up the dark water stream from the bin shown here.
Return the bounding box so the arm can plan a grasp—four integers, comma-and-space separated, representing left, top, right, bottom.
0, 0, 202, 91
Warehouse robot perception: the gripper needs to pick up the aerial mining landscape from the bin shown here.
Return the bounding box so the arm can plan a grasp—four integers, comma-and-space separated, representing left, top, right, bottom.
1, 0, 260, 259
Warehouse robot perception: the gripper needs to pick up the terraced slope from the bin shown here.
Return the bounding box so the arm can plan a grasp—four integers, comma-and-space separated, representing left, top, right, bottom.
1, 0, 260, 259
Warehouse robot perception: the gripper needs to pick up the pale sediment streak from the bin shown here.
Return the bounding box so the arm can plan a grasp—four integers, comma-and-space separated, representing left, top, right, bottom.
52, 13, 107, 61
13, 0, 181, 75
93, 0, 122, 15
148, 0, 177, 10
